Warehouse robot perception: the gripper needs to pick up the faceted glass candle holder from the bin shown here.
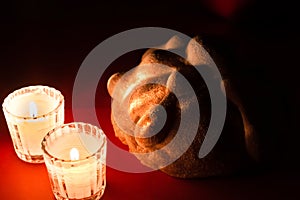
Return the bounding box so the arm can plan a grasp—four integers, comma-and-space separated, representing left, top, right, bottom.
41, 122, 107, 200
2, 85, 64, 163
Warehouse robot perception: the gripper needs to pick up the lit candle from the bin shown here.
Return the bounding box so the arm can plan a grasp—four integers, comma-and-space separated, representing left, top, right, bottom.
42, 122, 107, 200
2, 85, 64, 163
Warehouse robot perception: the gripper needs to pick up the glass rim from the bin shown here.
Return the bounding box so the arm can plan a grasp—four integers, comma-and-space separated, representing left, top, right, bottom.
2, 85, 64, 120
41, 122, 107, 163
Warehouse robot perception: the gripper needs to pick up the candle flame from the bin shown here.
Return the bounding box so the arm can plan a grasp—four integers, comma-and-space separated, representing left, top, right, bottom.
70, 148, 79, 161
29, 101, 38, 118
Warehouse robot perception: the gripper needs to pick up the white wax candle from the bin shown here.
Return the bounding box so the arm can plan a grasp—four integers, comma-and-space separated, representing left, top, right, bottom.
9, 93, 58, 117
4, 89, 64, 158
46, 132, 103, 199
63, 152, 99, 199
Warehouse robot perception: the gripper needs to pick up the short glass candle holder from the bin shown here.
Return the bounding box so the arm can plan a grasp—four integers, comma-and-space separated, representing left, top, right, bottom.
41, 122, 107, 200
2, 85, 64, 163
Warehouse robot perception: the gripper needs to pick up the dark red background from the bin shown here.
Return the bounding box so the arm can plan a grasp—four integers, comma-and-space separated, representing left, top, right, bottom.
0, 0, 299, 199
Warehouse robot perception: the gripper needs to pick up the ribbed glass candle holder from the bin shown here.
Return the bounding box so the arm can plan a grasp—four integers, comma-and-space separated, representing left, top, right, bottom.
41, 122, 107, 200
2, 85, 64, 163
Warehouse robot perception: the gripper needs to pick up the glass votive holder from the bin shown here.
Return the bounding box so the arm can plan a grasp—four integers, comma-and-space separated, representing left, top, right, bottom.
2, 85, 64, 163
41, 122, 107, 200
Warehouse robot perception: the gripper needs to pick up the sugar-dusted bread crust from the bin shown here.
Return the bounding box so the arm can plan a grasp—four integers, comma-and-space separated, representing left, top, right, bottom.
108, 38, 259, 178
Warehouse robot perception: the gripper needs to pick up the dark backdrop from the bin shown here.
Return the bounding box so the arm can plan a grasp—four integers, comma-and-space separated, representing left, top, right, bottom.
0, 0, 299, 198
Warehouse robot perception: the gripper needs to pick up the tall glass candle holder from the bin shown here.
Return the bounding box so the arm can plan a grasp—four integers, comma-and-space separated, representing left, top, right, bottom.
2, 85, 64, 163
41, 122, 107, 200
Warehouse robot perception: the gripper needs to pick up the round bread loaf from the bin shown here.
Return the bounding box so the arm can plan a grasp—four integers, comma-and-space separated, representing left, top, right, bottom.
107, 37, 259, 178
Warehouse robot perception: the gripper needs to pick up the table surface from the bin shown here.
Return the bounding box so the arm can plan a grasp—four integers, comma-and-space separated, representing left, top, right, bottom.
0, 106, 299, 200
0, 1, 299, 199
